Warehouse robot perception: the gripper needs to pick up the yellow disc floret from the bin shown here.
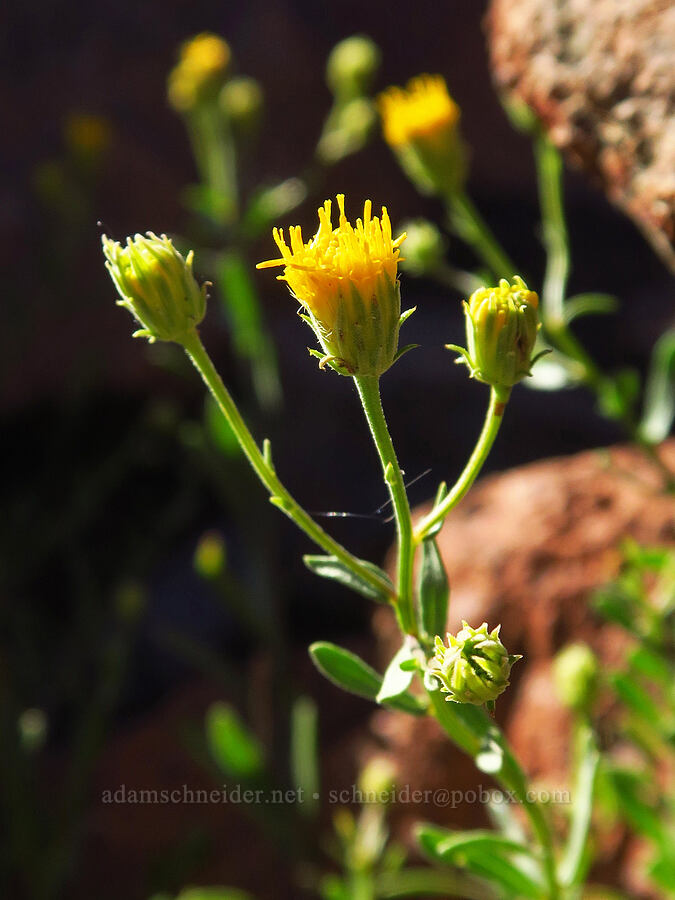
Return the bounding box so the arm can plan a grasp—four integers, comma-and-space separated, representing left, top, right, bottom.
257, 195, 410, 376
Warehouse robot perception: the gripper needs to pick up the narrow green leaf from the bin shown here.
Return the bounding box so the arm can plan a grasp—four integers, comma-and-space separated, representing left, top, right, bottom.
639, 329, 675, 444
309, 642, 425, 714
563, 293, 619, 324
418, 535, 449, 639
610, 768, 663, 843
205, 702, 264, 779
376, 640, 416, 703
291, 696, 319, 818
376, 867, 497, 899
416, 825, 541, 897
303, 554, 393, 603
558, 724, 600, 887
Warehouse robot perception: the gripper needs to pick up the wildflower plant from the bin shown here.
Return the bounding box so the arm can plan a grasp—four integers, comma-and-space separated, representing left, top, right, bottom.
100, 28, 675, 900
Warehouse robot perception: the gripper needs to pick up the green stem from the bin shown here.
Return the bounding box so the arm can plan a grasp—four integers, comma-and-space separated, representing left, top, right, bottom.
182, 330, 394, 600
414, 386, 510, 543
186, 102, 238, 226
428, 688, 560, 899
534, 135, 569, 325
446, 190, 518, 280
353, 376, 416, 636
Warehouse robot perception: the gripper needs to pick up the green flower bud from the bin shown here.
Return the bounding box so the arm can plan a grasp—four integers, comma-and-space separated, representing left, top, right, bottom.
18, 708, 48, 754
102, 232, 208, 343
358, 756, 397, 801
428, 621, 522, 706
220, 76, 264, 137
449, 276, 541, 389
398, 219, 446, 276
553, 643, 599, 713
194, 531, 227, 579
326, 35, 381, 100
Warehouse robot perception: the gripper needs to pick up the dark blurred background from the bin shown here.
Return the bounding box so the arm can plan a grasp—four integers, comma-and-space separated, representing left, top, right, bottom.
1, 1, 672, 898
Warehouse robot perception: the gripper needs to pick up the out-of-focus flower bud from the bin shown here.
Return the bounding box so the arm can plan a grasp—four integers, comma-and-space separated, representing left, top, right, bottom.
449, 276, 541, 389
553, 643, 599, 714
102, 232, 208, 343
114, 580, 146, 624
18, 708, 48, 754
398, 219, 446, 276
316, 97, 377, 164
258, 194, 411, 377
168, 33, 231, 113
326, 35, 381, 100
64, 112, 111, 164
220, 76, 264, 138
428, 621, 521, 706
194, 531, 227, 579
358, 756, 397, 802
378, 75, 466, 195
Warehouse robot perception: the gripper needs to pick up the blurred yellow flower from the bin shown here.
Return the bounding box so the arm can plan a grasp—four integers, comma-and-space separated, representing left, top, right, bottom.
378, 75, 459, 148
168, 33, 231, 113
257, 195, 408, 376
377, 75, 465, 194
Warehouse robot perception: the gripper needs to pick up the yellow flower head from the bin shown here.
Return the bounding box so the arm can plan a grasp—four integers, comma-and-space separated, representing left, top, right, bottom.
168, 33, 231, 113
377, 75, 465, 194
378, 75, 459, 148
257, 195, 411, 376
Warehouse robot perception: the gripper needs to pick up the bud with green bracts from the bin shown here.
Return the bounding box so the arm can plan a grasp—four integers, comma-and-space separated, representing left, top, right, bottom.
428, 621, 522, 706
448, 276, 543, 389
398, 219, 446, 276
102, 232, 208, 344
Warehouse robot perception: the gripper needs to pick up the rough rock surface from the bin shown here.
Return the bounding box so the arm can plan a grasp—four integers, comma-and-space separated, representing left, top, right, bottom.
372, 441, 674, 894
486, 0, 675, 273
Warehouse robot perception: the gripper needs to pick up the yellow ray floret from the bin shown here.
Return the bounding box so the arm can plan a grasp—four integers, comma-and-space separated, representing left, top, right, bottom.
378, 75, 459, 148
257, 194, 406, 326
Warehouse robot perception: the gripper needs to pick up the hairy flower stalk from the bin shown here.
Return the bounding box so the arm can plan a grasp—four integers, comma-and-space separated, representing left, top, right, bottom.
378, 75, 466, 195
257, 194, 410, 377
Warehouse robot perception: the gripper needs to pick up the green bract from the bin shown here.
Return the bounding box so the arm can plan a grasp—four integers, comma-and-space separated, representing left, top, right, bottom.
102, 232, 207, 343
450, 276, 541, 388
428, 621, 521, 706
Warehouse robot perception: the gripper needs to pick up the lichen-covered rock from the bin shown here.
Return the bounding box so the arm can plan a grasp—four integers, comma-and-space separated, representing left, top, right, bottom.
486, 0, 675, 273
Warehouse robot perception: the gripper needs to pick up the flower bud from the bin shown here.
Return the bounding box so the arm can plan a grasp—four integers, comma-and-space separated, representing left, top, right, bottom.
18, 708, 48, 754
398, 219, 446, 276
258, 195, 410, 377
553, 643, 598, 714
428, 621, 521, 706
168, 33, 231, 114
358, 756, 397, 801
378, 75, 467, 195
326, 35, 381, 100
449, 276, 541, 389
220, 76, 264, 137
194, 531, 227, 579
102, 232, 207, 343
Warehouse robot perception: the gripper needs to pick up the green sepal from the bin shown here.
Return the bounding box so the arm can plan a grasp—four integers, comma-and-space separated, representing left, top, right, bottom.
392, 342, 419, 365
303, 554, 393, 603
309, 642, 426, 714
